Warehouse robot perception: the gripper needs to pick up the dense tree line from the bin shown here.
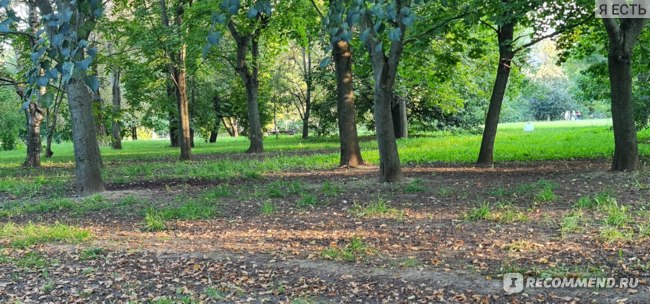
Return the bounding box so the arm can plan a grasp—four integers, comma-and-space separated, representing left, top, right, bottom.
0, 0, 648, 195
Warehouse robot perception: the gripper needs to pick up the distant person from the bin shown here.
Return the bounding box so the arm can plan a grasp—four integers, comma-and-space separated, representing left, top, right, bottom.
564, 111, 571, 121
571, 110, 577, 121
576, 111, 582, 120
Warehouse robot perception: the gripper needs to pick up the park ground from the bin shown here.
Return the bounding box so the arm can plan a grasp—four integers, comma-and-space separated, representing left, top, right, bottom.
2, 120, 650, 303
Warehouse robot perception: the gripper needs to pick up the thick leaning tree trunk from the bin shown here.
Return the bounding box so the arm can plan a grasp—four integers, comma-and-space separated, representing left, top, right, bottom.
67, 77, 104, 195
111, 69, 122, 150
23, 103, 44, 167
604, 18, 647, 171
333, 40, 364, 167
477, 22, 515, 165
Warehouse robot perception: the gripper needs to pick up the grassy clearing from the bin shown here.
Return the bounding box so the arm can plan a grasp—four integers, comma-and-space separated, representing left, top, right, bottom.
1, 120, 648, 190
0, 222, 90, 248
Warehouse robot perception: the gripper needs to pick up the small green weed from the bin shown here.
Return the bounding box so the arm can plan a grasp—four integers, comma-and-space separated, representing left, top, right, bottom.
321, 237, 375, 262
405, 179, 426, 193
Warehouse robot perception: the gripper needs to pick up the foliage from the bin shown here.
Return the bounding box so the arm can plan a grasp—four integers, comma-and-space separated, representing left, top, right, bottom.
0, 87, 22, 150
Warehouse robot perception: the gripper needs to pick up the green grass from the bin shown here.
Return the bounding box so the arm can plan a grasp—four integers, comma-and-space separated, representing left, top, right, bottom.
404, 179, 426, 193
574, 191, 617, 210
143, 208, 167, 231
321, 181, 342, 196
296, 193, 318, 208
260, 201, 276, 215
1, 120, 648, 190
465, 203, 492, 221
349, 196, 404, 218
0, 222, 91, 248
604, 203, 630, 227
79, 247, 106, 260
600, 226, 634, 243
321, 237, 376, 262
560, 210, 584, 236
491, 204, 530, 223
0, 194, 153, 218
160, 200, 219, 220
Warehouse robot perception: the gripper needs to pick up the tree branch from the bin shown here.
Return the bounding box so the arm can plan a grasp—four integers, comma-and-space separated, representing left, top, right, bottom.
309, 0, 324, 19
513, 15, 594, 55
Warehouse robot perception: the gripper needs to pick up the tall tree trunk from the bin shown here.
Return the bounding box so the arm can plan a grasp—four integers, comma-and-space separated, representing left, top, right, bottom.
302, 102, 311, 139
363, 16, 406, 182
23, 102, 43, 167
66, 77, 104, 195
209, 130, 218, 143
301, 42, 313, 139
23, 0, 42, 167
392, 94, 408, 139
111, 69, 122, 150
603, 18, 647, 171
333, 40, 364, 167
132, 127, 138, 140
477, 21, 515, 165
244, 80, 264, 152
228, 20, 265, 153
373, 80, 402, 182
160, 0, 191, 160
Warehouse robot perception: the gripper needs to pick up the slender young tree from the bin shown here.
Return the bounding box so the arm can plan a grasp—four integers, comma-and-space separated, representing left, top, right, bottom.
160, 0, 192, 160
474, 0, 592, 165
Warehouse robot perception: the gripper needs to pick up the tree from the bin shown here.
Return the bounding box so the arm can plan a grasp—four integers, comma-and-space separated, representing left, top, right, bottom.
315, 0, 364, 167
160, 0, 192, 160
473, 0, 592, 165
208, 0, 274, 153
602, 14, 648, 171
7, 0, 107, 195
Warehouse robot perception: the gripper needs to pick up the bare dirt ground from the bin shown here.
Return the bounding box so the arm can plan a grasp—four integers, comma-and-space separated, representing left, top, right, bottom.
2, 160, 650, 303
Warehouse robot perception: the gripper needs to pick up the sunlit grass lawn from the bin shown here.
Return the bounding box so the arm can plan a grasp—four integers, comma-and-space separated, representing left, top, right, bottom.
0, 119, 649, 197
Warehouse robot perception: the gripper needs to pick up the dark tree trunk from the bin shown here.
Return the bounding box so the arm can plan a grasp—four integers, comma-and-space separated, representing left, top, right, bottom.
23, 102, 44, 167
190, 128, 195, 147
333, 40, 364, 167
209, 130, 218, 143
132, 127, 138, 140
66, 77, 104, 195
603, 18, 647, 171
301, 42, 313, 139
477, 21, 515, 165
228, 20, 265, 153
210, 94, 220, 143
244, 80, 264, 153
302, 102, 311, 139
111, 69, 122, 150
392, 95, 408, 139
